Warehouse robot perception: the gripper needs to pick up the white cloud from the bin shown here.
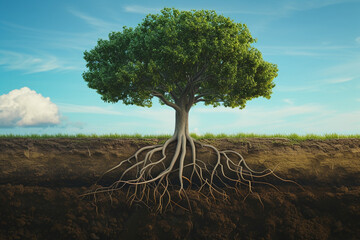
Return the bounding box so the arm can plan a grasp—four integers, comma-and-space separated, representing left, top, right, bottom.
356, 37, 360, 44
0, 87, 60, 127
0, 50, 75, 73
124, 5, 160, 14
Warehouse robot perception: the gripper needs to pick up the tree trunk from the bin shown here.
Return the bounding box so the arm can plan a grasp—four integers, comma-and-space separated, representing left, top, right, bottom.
174, 108, 189, 137
172, 106, 191, 190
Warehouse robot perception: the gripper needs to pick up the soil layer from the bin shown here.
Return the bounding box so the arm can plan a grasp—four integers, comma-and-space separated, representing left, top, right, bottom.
1, 138, 360, 239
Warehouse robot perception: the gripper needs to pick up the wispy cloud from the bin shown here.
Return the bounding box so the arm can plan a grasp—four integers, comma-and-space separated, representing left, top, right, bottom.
191, 102, 360, 134
220, 0, 357, 19
283, 51, 319, 56
218, 9, 278, 15
0, 50, 75, 73
276, 85, 320, 92
323, 77, 354, 84
283, 99, 294, 104
59, 102, 174, 123
277, 76, 356, 93
191, 103, 330, 134
293, 110, 360, 134
59, 103, 124, 115
195, 104, 321, 116
1, 20, 109, 54
68, 9, 118, 30
259, 45, 357, 57
123, 1, 354, 16
326, 60, 360, 75
320, 56, 360, 81
124, 5, 161, 14
284, 0, 357, 11
356, 37, 360, 44
58, 103, 175, 133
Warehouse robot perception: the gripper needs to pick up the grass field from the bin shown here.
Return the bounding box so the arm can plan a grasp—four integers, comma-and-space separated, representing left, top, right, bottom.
1, 133, 360, 140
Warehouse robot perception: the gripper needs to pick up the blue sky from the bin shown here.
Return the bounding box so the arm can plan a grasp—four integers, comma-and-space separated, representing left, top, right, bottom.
0, 0, 359, 135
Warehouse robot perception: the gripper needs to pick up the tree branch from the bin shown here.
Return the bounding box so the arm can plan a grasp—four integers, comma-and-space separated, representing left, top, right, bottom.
194, 98, 207, 103
190, 65, 207, 83
186, 88, 196, 111
194, 90, 213, 102
152, 91, 181, 111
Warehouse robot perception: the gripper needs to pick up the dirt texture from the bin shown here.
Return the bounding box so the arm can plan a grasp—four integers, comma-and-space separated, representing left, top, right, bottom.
1, 138, 360, 239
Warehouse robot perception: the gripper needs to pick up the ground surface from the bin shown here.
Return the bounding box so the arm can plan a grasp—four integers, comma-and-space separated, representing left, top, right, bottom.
0, 138, 360, 239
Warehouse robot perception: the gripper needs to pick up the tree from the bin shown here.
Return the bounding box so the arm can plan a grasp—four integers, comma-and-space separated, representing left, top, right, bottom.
83, 8, 279, 212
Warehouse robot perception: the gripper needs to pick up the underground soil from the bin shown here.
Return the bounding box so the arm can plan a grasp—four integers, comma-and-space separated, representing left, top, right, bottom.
0, 138, 360, 239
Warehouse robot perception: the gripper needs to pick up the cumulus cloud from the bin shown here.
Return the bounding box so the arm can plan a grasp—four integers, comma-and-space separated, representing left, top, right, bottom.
0, 87, 60, 127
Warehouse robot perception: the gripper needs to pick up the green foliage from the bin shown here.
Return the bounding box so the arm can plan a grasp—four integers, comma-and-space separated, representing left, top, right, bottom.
83, 8, 278, 109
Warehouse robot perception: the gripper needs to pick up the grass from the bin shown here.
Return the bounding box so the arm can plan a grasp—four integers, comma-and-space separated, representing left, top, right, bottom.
0, 133, 359, 140
190, 133, 360, 141
0, 133, 171, 139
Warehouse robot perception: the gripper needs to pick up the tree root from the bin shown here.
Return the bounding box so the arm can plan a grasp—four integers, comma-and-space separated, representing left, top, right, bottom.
80, 135, 302, 213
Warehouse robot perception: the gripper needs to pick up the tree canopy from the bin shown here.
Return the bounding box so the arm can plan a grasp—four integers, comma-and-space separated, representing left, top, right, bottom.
83, 8, 278, 112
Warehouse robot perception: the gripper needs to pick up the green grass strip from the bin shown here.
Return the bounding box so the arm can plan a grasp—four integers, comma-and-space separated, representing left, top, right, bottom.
0, 133, 359, 140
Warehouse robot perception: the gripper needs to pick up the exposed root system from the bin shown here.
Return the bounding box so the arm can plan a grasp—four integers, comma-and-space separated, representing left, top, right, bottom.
81, 134, 299, 213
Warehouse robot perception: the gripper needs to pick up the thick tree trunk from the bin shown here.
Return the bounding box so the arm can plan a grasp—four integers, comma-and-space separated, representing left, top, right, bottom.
174, 108, 189, 136
171, 106, 192, 191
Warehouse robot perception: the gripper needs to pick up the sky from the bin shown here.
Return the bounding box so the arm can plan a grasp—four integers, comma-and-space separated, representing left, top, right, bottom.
0, 0, 359, 135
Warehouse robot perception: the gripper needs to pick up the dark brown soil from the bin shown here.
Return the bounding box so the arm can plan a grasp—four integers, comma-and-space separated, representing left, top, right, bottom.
1, 138, 360, 239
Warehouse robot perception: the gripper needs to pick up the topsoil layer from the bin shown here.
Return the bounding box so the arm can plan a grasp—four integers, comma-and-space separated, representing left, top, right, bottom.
0, 138, 360, 239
